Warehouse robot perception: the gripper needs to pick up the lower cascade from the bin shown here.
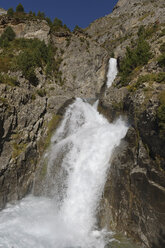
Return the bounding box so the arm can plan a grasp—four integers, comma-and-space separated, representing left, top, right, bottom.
0, 98, 128, 248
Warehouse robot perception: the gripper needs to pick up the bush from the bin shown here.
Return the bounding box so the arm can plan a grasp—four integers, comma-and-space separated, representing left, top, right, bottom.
37, 11, 45, 19
51, 17, 70, 32
45, 17, 52, 26
36, 89, 46, 97
16, 50, 38, 85
160, 43, 165, 53
53, 17, 63, 28
7, 8, 14, 17
158, 54, 165, 68
73, 25, 82, 32
157, 91, 165, 140
158, 43, 165, 68
16, 3, 24, 13
0, 27, 16, 47
15, 39, 57, 83
137, 72, 165, 84
0, 73, 19, 86
119, 26, 152, 85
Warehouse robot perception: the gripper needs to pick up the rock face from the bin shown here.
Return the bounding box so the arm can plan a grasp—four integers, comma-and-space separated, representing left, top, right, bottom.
0, 1, 165, 247
86, 0, 165, 57
0, 17, 50, 44
0, 17, 108, 209
0, 8, 7, 16
91, 0, 165, 247
99, 82, 165, 247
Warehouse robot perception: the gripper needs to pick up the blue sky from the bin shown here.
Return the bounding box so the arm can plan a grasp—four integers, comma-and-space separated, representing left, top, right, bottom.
0, 0, 118, 30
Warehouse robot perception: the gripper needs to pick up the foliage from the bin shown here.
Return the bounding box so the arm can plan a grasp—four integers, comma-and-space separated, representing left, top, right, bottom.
12, 142, 27, 158
0, 35, 62, 84
7, 8, 14, 17
160, 43, 165, 53
37, 11, 45, 19
73, 25, 82, 32
157, 91, 165, 140
138, 23, 159, 39
53, 17, 63, 27
45, 17, 52, 26
15, 39, 50, 85
0, 56, 12, 73
158, 54, 165, 68
36, 89, 46, 97
137, 72, 165, 84
38, 115, 61, 154
0, 27, 16, 47
16, 3, 24, 13
0, 73, 19, 86
51, 17, 70, 32
119, 26, 152, 85
44, 115, 61, 149
158, 43, 165, 68
16, 51, 38, 85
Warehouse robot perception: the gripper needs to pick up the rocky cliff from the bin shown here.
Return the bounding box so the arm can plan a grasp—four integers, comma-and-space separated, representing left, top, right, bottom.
86, 0, 165, 247
0, 14, 108, 208
0, 1, 165, 247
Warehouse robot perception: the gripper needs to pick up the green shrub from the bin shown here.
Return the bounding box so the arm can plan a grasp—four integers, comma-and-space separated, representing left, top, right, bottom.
16, 50, 38, 85
159, 28, 165, 37
37, 11, 45, 19
36, 89, 46, 97
53, 17, 63, 30
119, 26, 152, 85
157, 91, 165, 140
160, 43, 165, 53
45, 17, 52, 26
73, 25, 82, 32
7, 8, 14, 17
16, 3, 24, 13
0, 73, 19, 86
137, 72, 165, 84
158, 54, 165, 68
14, 39, 58, 82
0, 27, 16, 47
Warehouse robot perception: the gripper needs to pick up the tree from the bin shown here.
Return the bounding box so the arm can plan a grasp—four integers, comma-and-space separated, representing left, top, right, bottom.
53, 17, 63, 27
45, 17, 52, 26
73, 25, 82, 32
16, 3, 24, 13
119, 26, 152, 84
0, 26, 16, 47
37, 11, 45, 19
7, 8, 14, 17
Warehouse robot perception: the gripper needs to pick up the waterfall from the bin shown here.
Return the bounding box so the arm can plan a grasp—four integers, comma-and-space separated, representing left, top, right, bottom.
106, 58, 118, 88
0, 98, 127, 248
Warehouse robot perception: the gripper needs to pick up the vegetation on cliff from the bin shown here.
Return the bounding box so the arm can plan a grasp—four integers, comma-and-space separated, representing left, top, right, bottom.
119, 26, 152, 85
157, 91, 165, 140
0, 26, 16, 47
6, 3, 70, 32
158, 42, 165, 68
0, 26, 63, 85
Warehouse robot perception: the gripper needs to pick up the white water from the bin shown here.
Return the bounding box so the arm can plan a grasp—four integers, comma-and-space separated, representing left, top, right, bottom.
106, 58, 118, 88
0, 98, 128, 248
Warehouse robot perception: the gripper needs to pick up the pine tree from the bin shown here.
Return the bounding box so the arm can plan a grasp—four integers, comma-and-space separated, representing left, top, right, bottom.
16, 3, 24, 13
7, 8, 14, 17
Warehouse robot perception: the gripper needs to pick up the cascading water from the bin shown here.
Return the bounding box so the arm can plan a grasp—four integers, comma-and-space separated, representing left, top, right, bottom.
0, 58, 130, 248
0, 98, 128, 248
106, 58, 118, 88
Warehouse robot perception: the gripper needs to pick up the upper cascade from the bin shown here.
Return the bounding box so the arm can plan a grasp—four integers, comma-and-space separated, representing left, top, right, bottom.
106, 58, 118, 88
